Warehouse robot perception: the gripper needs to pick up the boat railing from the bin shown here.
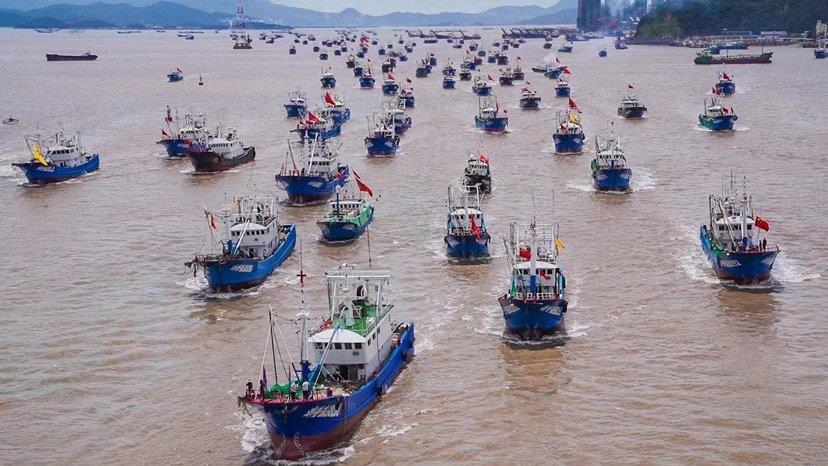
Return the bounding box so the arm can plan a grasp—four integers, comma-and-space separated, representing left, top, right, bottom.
512, 292, 560, 301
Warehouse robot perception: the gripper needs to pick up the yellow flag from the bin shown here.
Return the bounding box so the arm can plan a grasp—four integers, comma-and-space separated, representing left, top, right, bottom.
30, 140, 49, 166
555, 238, 565, 251
568, 112, 580, 125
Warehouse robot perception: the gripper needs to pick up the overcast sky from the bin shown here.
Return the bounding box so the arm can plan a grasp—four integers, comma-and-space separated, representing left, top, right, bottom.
270, 0, 563, 15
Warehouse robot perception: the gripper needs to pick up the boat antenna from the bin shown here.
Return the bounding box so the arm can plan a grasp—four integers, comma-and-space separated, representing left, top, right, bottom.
267, 306, 279, 385
367, 225, 373, 268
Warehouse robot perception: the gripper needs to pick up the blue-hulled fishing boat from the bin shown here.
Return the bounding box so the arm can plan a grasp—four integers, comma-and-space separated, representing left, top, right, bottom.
472, 75, 493, 96
13, 130, 100, 184
364, 114, 400, 157
499, 68, 515, 86
442, 61, 456, 76
275, 136, 349, 205
319, 92, 351, 125
157, 108, 210, 157
239, 266, 415, 460
444, 185, 491, 261
293, 111, 342, 141
381, 72, 399, 95
475, 96, 508, 133
320, 67, 336, 88
353, 63, 364, 76
316, 178, 374, 242
700, 177, 779, 284
599, 47, 608, 57
554, 79, 571, 97
381, 101, 412, 135
284, 91, 308, 118
442, 75, 456, 89
398, 87, 415, 108
617, 86, 647, 119
591, 131, 632, 192
187, 196, 296, 292
714, 71, 736, 95
499, 220, 568, 340
558, 41, 573, 53
167, 68, 184, 82
553, 109, 585, 154
699, 98, 737, 131
519, 85, 541, 109
464, 151, 492, 194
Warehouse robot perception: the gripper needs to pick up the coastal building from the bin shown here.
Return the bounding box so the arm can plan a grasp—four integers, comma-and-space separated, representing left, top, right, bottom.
816, 20, 827, 39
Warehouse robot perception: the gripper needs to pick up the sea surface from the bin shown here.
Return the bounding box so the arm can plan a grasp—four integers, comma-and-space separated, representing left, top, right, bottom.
0, 28, 826, 465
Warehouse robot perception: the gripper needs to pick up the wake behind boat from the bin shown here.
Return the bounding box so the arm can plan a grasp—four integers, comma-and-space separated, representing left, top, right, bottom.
239, 266, 415, 460
12, 130, 100, 184
187, 197, 296, 292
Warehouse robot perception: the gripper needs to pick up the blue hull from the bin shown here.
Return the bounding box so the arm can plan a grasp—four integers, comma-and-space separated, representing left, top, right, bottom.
321, 78, 336, 88
365, 136, 399, 156
618, 107, 647, 119
254, 324, 414, 460
443, 81, 455, 89
353, 67, 364, 76
295, 124, 341, 141
815, 50, 827, 59
401, 97, 415, 108
329, 110, 351, 125
445, 233, 490, 260
699, 115, 737, 131
317, 213, 373, 242
545, 67, 565, 79
14, 155, 100, 184
168, 75, 183, 82
392, 119, 412, 135
473, 86, 492, 96
593, 168, 632, 191
275, 171, 349, 205
715, 82, 735, 95
157, 138, 187, 157
475, 116, 508, 133
359, 77, 375, 88
381, 83, 399, 95
555, 87, 571, 97
699, 226, 778, 283
498, 296, 567, 340
203, 225, 296, 291
285, 104, 306, 118
553, 133, 584, 154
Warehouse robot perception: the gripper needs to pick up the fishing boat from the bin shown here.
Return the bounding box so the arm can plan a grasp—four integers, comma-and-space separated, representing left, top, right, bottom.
531, 63, 551, 73
233, 33, 253, 49
558, 41, 573, 53
591, 131, 632, 192
381, 72, 400, 95
545, 63, 568, 79
157, 109, 210, 157
381, 101, 413, 135
319, 50, 329, 60
496, 52, 509, 65
184, 124, 256, 173
464, 152, 492, 194
46, 52, 98, 61
599, 47, 608, 57
167, 68, 184, 82
289, 45, 297, 55
239, 266, 415, 460
694, 51, 772, 65
512, 65, 524, 81
475, 96, 508, 134
499, 68, 515, 86
442, 61, 456, 76
353, 63, 364, 76
614, 37, 628, 50
519, 85, 541, 109
293, 111, 342, 141
398, 87, 415, 108
444, 185, 491, 260
364, 115, 400, 157
458, 68, 472, 81
359, 68, 375, 88
442, 75, 456, 89
617, 87, 647, 119
275, 137, 349, 204
472, 75, 493, 96
554, 79, 571, 97
345, 54, 357, 68
714, 71, 736, 95
699, 98, 737, 131
317, 179, 374, 242
428, 53, 437, 66
284, 91, 308, 119
381, 58, 395, 73
553, 110, 585, 154
187, 197, 295, 292
318, 92, 351, 125
499, 221, 568, 340
320, 68, 337, 88
3, 117, 19, 125
415, 60, 430, 77
815, 46, 827, 59
700, 178, 779, 284
12, 131, 100, 184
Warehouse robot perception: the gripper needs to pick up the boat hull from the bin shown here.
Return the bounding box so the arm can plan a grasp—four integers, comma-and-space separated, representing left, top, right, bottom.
475, 116, 508, 133
473, 86, 492, 96
555, 86, 571, 97
499, 77, 514, 86
201, 225, 296, 291
359, 77, 375, 88
519, 97, 541, 109
815, 50, 827, 59
365, 136, 400, 156
498, 296, 567, 340
284, 104, 306, 118
46, 53, 97, 61
320, 77, 336, 88
464, 174, 491, 194
157, 138, 187, 157
699, 226, 778, 284
445, 233, 490, 260
715, 82, 736, 95
13, 155, 100, 184
185, 147, 256, 173
553, 132, 585, 154
249, 324, 415, 460
317, 210, 373, 242
618, 106, 647, 119
592, 167, 632, 191
442, 80, 456, 89
699, 114, 737, 131
295, 124, 341, 141
381, 83, 399, 95
275, 172, 349, 205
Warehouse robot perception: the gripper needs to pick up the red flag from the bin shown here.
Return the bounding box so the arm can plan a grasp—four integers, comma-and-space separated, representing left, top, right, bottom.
208, 213, 219, 230
555, 57, 561, 64
479, 154, 489, 164
305, 112, 321, 124
352, 170, 373, 197
628, 84, 634, 89
568, 97, 578, 110
406, 78, 412, 83
161, 129, 170, 137
722, 72, 731, 80
712, 86, 720, 95
469, 215, 482, 239
563, 67, 572, 76
754, 216, 770, 231
323, 92, 337, 106
721, 106, 729, 115
388, 72, 396, 80
487, 74, 495, 81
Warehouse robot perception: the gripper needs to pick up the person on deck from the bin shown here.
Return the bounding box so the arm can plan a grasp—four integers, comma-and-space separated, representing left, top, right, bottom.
302, 380, 310, 399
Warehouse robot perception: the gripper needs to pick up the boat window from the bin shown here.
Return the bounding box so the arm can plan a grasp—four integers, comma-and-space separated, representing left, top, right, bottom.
316, 343, 323, 349
344, 343, 352, 349
334, 343, 342, 349
355, 343, 362, 349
